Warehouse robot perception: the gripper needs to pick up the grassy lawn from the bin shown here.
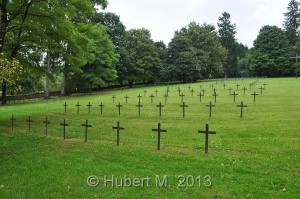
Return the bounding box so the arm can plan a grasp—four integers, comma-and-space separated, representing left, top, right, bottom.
0, 78, 299, 198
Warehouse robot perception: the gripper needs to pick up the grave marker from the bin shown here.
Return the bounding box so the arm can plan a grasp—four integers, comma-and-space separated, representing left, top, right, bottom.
156, 102, 164, 117
43, 117, 50, 137
223, 84, 227, 90
198, 124, 216, 154
155, 89, 158, 97
180, 102, 188, 118
231, 91, 238, 103
149, 94, 155, 103
112, 95, 116, 103
188, 85, 191, 91
197, 92, 204, 102
201, 88, 206, 96
82, 119, 92, 142
206, 101, 215, 118
63, 102, 68, 113
237, 101, 247, 118
259, 86, 264, 95
190, 89, 195, 97
124, 95, 129, 103
236, 83, 240, 90
143, 90, 147, 97
178, 88, 182, 96
26, 116, 33, 133
116, 102, 123, 115
243, 87, 247, 95
76, 102, 81, 113
136, 103, 143, 116
251, 91, 259, 103
212, 91, 218, 103
99, 102, 104, 114
263, 83, 268, 89
87, 102, 92, 114
137, 94, 142, 104
10, 114, 15, 131
112, 121, 124, 146
60, 119, 68, 140
163, 93, 168, 103
152, 123, 167, 150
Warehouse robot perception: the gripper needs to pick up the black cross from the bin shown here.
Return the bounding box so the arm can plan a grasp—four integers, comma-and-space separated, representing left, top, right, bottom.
206, 101, 215, 118
228, 87, 233, 95
82, 119, 92, 142
236, 83, 240, 90
99, 102, 104, 114
180, 102, 188, 118
201, 89, 206, 96
10, 114, 16, 131
116, 102, 123, 115
26, 116, 33, 133
87, 102, 92, 114
213, 88, 217, 93
231, 91, 238, 103
197, 92, 204, 102
155, 89, 158, 97
179, 93, 185, 102
251, 91, 259, 103
223, 84, 227, 90
112, 121, 125, 146
212, 91, 218, 103
76, 102, 81, 113
152, 123, 167, 150
60, 119, 69, 140
156, 102, 164, 117
136, 103, 143, 116
198, 124, 216, 154
143, 90, 147, 97
243, 87, 247, 95
263, 83, 268, 89
237, 101, 247, 118
137, 94, 142, 104
188, 85, 191, 91
63, 102, 68, 113
163, 93, 168, 103
124, 95, 129, 103
43, 117, 50, 137
166, 88, 170, 96
149, 94, 155, 103
259, 86, 265, 95
112, 95, 116, 103
190, 89, 195, 97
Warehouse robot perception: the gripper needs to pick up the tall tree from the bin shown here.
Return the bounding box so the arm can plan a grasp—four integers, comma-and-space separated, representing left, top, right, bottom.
283, 0, 300, 47
122, 28, 161, 87
251, 26, 291, 77
164, 22, 227, 82
218, 12, 237, 78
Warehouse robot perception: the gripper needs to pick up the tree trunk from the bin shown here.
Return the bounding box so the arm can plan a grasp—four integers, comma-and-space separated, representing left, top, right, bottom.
61, 63, 69, 96
45, 52, 50, 99
1, 81, 7, 105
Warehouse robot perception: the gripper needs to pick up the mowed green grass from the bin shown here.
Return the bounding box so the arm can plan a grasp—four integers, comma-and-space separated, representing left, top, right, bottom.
0, 78, 299, 198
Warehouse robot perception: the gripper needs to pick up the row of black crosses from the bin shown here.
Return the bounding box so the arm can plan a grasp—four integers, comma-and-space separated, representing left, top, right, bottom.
9, 115, 216, 153
63, 100, 248, 118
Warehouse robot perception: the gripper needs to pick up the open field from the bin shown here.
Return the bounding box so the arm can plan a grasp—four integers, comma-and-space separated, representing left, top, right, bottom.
0, 78, 299, 198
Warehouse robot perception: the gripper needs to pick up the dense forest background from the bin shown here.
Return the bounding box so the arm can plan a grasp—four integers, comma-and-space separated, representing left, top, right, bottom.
0, 0, 299, 104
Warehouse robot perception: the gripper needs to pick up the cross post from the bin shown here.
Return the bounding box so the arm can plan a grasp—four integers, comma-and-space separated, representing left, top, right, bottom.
237, 101, 247, 118
152, 123, 167, 150
10, 114, 16, 131
156, 102, 164, 117
251, 91, 259, 103
116, 102, 123, 115
99, 102, 104, 115
206, 101, 215, 118
76, 102, 81, 113
112, 121, 125, 146
63, 102, 68, 113
87, 102, 92, 114
198, 124, 216, 154
60, 119, 69, 140
82, 119, 92, 142
231, 91, 238, 103
124, 95, 129, 103
43, 117, 50, 137
26, 116, 33, 133
180, 102, 188, 118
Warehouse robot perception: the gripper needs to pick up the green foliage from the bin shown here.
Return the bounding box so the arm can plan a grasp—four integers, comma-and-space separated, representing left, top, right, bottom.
218, 12, 238, 77
163, 22, 227, 82
0, 53, 22, 86
122, 28, 161, 86
251, 26, 291, 77
283, 0, 300, 46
